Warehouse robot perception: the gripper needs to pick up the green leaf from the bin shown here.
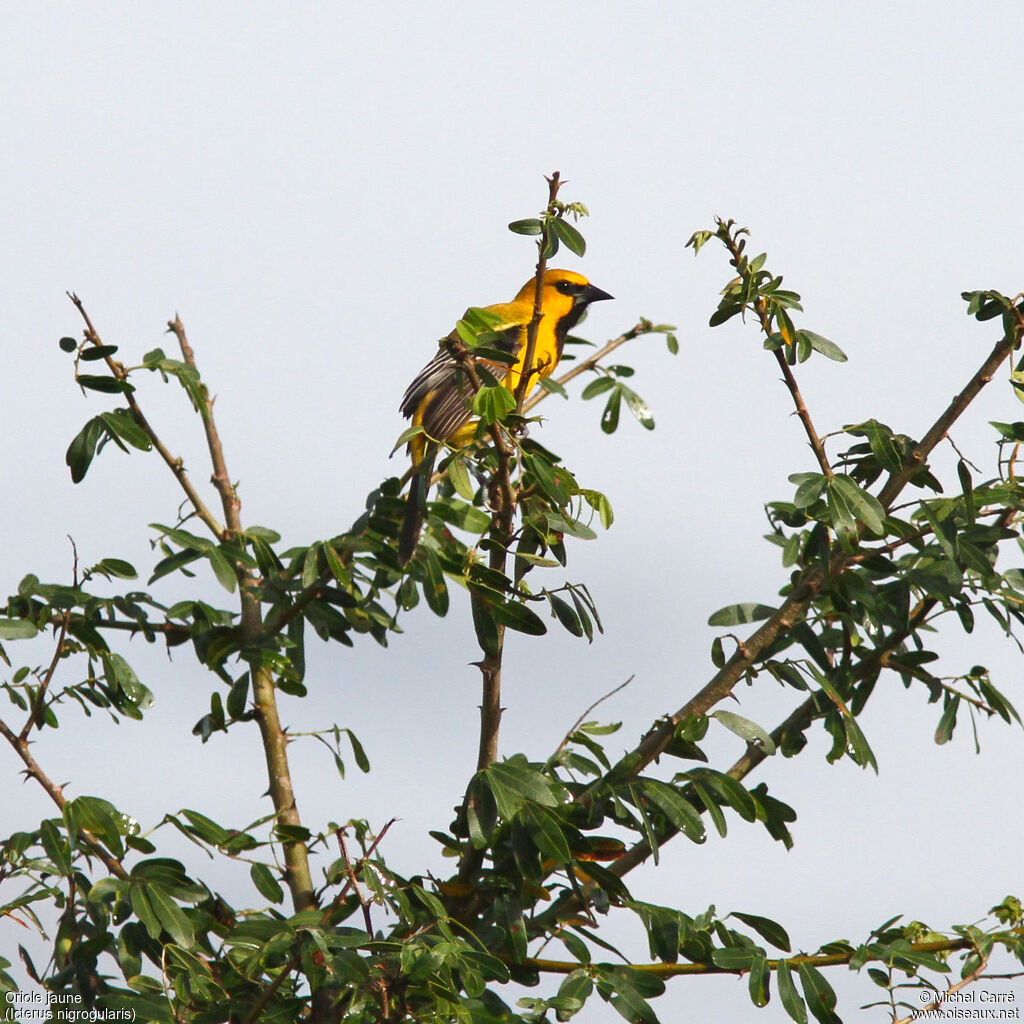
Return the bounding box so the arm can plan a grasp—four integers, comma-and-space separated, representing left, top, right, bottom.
797, 963, 841, 1024
59, 336, 78, 352
711, 710, 776, 754
485, 757, 559, 818
92, 557, 138, 580
466, 773, 498, 848
791, 473, 827, 509
830, 475, 885, 535
619, 384, 655, 430
601, 388, 622, 434
75, 373, 133, 394
708, 603, 776, 627
471, 596, 500, 656
494, 895, 527, 962
692, 781, 727, 837
711, 947, 760, 970
66, 416, 105, 483
447, 458, 475, 501
730, 911, 791, 951
250, 863, 284, 905
826, 478, 859, 550
508, 218, 544, 236
549, 593, 584, 638
207, 547, 238, 592
422, 549, 450, 618
934, 694, 959, 745
78, 343, 119, 361
101, 409, 152, 451
581, 376, 616, 400
638, 779, 705, 843
551, 217, 586, 257
521, 804, 571, 863
343, 727, 371, 772
40, 820, 72, 876
488, 598, 546, 636
0, 619, 39, 640
844, 716, 878, 773
749, 952, 770, 1007
472, 384, 516, 423
147, 884, 195, 947
777, 959, 807, 1023
799, 330, 847, 362
851, 419, 902, 473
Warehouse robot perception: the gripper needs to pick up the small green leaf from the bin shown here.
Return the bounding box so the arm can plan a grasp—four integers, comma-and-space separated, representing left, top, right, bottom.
250, 862, 284, 904
934, 694, 959, 745
0, 619, 39, 640
447, 458, 475, 500
75, 374, 134, 394
100, 409, 152, 451
797, 962, 841, 1024
581, 376, 615, 400
708, 603, 776, 626
207, 547, 238, 593
59, 336, 79, 352
711, 711, 776, 754
551, 217, 586, 256
66, 416, 105, 483
147, 884, 195, 947
79, 344, 119, 361
92, 557, 138, 580
619, 384, 655, 430
799, 330, 847, 362
600, 388, 622, 434
508, 218, 544, 236
791, 473, 827, 509
549, 593, 584, 638
830, 475, 885, 535
731, 911, 791, 951
639, 779, 705, 843
749, 952, 770, 1007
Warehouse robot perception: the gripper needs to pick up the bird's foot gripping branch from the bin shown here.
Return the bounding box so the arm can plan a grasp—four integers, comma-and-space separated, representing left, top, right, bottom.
0, 184, 1022, 1023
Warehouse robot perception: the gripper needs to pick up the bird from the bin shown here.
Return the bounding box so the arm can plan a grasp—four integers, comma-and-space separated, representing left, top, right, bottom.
398, 268, 613, 563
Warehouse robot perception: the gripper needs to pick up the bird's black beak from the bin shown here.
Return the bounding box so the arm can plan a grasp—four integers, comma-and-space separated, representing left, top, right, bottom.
580, 284, 613, 305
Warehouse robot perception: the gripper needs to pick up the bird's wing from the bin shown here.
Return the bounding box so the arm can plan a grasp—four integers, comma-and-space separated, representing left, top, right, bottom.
400, 313, 526, 442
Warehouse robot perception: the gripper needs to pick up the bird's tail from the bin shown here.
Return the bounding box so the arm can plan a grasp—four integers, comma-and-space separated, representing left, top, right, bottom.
399, 445, 437, 564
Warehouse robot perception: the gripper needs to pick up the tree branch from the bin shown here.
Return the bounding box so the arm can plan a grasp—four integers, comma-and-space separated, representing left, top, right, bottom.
67, 294, 226, 540
0, 716, 127, 879
165, 316, 316, 915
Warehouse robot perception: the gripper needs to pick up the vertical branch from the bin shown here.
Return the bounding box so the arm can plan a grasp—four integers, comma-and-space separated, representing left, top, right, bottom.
167, 318, 315, 913
474, 173, 564, 773
68, 294, 226, 539
513, 172, 562, 412
713, 231, 833, 477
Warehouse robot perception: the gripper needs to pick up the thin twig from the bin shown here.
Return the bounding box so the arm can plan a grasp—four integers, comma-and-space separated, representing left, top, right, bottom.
167, 317, 241, 535
552, 677, 633, 758
0, 716, 127, 879
522, 321, 654, 414
336, 828, 374, 935
241, 819, 396, 1024
513, 172, 561, 413
67, 294, 226, 540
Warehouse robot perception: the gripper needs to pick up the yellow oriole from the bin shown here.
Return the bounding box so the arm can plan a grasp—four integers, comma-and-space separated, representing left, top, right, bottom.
398, 269, 612, 562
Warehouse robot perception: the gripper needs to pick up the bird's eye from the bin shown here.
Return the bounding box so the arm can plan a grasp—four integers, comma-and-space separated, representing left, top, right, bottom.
555, 280, 576, 294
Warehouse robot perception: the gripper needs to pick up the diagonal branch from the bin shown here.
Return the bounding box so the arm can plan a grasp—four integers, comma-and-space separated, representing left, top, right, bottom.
0, 716, 127, 879
67, 294, 226, 540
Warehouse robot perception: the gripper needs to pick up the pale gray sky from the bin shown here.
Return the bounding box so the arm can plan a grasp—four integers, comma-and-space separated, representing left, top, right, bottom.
3, 2, 1023, 1018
